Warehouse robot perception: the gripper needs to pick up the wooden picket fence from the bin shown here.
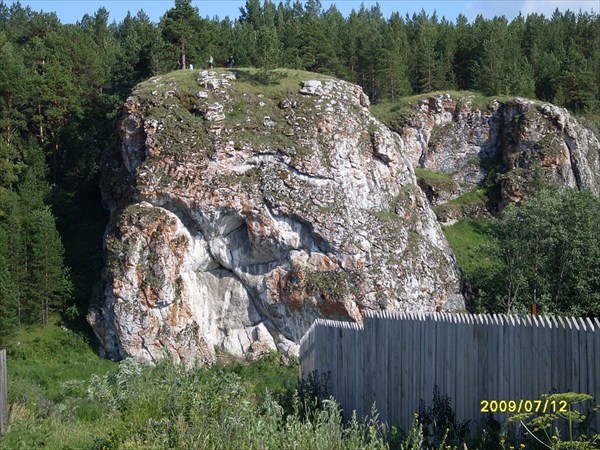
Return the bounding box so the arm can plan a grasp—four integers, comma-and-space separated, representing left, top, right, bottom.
0, 349, 6, 436
299, 311, 600, 434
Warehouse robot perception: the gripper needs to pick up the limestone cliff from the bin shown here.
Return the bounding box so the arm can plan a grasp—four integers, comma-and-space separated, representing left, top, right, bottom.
89, 70, 464, 365
378, 94, 600, 223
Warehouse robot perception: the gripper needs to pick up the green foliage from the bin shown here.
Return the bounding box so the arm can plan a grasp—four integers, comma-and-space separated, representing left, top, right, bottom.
414, 168, 457, 192
255, 25, 281, 83
445, 190, 600, 316
487, 188, 600, 316
442, 219, 494, 276
0, 323, 393, 449
26, 207, 73, 326
0, 1, 599, 328
506, 393, 600, 449
443, 218, 507, 314
433, 188, 489, 223
159, 0, 207, 70
297, 369, 331, 413
418, 386, 470, 448
0, 252, 18, 345
395, 417, 424, 449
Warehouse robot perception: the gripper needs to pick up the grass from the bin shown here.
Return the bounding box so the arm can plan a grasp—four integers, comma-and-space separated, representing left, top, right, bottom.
442, 219, 493, 275
0, 321, 388, 449
139, 68, 332, 102
444, 188, 487, 207
130, 68, 335, 163
370, 90, 524, 130
3, 318, 592, 449
433, 188, 489, 221
6, 319, 117, 401
230, 68, 332, 97
414, 168, 458, 192
2, 319, 118, 449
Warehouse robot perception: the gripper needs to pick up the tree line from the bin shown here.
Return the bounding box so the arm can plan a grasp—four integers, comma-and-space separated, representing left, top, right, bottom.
0, 0, 598, 341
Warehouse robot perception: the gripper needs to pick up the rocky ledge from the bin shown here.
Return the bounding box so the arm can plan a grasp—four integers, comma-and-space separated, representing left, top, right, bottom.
381, 93, 600, 223
88, 69, 464, 366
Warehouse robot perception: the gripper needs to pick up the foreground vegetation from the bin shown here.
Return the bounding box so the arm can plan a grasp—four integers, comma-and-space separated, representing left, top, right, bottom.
2, 322, 599, 449
2, 321, 390, 449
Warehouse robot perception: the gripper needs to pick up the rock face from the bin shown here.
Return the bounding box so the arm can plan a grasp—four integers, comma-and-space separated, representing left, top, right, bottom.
383, 94, 600, 223
89, 70, 464, 366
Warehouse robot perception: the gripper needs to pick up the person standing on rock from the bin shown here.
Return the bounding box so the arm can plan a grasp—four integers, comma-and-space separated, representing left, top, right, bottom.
208, 55, 214, 69
228, 55, 235, 69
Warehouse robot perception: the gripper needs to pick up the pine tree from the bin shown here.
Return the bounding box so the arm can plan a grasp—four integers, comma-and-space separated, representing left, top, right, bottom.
453, 14, 474, 90
159, 0, 205, 69
0, 249, 18, 344
0, 192, 27, 327
382, 13, 412, 100
559, 46, 599, 113
255, 25, 281, 83
27, 207, 72, 326
113, 10, 165, 94
409, 11, 445, 93
0, 37, 29, 146
298, 3, 340, 75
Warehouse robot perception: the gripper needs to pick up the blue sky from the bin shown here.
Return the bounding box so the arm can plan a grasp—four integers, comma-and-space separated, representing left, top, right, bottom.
9, 1, 599, 24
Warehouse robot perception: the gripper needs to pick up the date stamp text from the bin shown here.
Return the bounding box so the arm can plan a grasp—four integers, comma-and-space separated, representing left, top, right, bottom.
480, 399, 568, 414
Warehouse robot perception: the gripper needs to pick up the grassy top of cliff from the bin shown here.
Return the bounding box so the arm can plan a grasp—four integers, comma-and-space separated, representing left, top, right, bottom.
370, 91, 531, 127
127, 68, 336, 160
135, 67, 333, 103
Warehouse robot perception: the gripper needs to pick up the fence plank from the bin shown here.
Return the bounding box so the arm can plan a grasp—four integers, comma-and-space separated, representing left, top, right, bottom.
299, 312, 600, 435
0, 349, 6, 436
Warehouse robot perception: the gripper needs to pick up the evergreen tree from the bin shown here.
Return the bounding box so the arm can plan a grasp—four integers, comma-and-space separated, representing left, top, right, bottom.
0, 0, 598, 331
298, 3, 340, 75
275, 0, 303, 69
408, 11, 445, 93
113, 10, 164, 95
255, 25, 281, 82
0, 191, 28, 327
435, 17, 457, 90
382, 13, 412, 100
453, 14, 474, 90
472, 16, 535, 97
0, 36, 29, 146
27, 207, 72, 326
0, 244, 18, 343
159, 0, 205, 69
559, 44, 599, 113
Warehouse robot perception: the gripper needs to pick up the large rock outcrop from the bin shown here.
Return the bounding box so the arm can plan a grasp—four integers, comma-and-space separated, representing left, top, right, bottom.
89, 70, 464, 366
380, 94, 600, 223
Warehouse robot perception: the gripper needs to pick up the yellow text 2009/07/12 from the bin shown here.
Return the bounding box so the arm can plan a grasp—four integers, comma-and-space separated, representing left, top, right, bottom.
480, 399, 568, 414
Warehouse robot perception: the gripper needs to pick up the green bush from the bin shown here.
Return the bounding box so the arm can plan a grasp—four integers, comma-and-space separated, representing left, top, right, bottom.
1, 324, 392, 449
506, 393, 600, 449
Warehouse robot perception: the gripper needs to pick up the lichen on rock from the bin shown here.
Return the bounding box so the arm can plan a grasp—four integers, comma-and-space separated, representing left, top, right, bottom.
89, 69, 464, 366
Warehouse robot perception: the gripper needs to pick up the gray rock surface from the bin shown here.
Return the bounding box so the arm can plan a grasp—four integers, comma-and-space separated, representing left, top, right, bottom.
89, 71, 465, 366
386, 94, 600, 219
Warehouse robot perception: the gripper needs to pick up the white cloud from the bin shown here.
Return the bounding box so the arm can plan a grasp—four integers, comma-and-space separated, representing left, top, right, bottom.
462, 0, 597, 20
521, 0, 598, 17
